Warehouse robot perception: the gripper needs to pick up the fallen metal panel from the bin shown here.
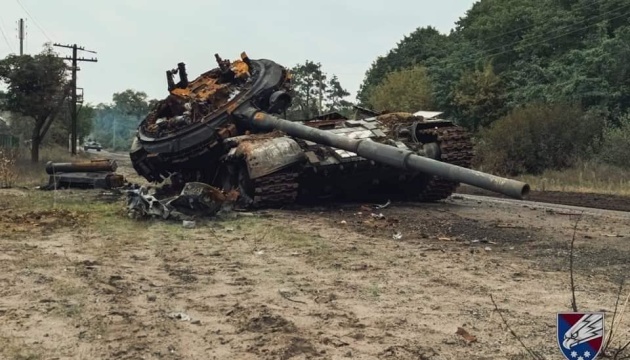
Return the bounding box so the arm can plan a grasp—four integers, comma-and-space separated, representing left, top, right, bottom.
412, 110, 443, 119
345, 120, 364, 127
372, 129, 387, 138
237, 137, 305, 179
347, 130, 374, 139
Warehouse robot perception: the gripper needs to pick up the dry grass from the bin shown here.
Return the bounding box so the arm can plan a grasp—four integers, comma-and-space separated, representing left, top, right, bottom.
516, 161, 630, 195
0, 145, 88, 187
11, 145, 91, 187
0, 336, 44, 360
0, 148, 19, 188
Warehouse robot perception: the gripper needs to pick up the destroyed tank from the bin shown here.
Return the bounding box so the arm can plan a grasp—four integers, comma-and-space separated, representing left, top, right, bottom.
130, 52, 529, 208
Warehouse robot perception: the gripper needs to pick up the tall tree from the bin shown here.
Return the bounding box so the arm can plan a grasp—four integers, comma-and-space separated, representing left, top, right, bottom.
112, 89, 151, 122
325, 75, 352, 113
0, 44, 69, 162
90, 90, 156, 151
368, 66, 435, 113
287, 61, 327, 120
47, 103, 95, 146
357, 26, 452, 105
452, 63, 507, 131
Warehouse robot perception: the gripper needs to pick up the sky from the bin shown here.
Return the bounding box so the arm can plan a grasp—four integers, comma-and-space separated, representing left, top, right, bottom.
0, 0, 476, 105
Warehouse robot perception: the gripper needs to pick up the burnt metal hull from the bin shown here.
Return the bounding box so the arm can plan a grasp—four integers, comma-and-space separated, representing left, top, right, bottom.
129, 53, 529, 208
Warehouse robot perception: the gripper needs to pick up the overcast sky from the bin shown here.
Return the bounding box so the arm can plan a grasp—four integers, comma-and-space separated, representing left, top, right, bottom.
0, 0, 476, 105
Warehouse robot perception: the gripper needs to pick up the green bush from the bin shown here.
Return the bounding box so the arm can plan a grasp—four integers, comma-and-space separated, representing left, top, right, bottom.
597, 114, 630, 169
474, 103, 605, 175
368, 66, 435, 113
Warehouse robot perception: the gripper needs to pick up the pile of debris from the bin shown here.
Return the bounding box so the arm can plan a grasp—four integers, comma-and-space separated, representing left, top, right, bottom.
38, 158, 241, 222
40, 159, 125, 190
125, 182, 239, 221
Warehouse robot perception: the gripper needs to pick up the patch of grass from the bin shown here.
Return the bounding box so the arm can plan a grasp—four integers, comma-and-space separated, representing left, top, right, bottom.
265, 225, 319, 248
51, 279, 84, 298
369, 283, 381, 298
517, 161, 630, 195
9, 248, 57, 269
0, 148, 19, 188
0, 336, 44, 360
211, 216, 334, 257
13, 145, 91, 187
51, 301, 84, 319
1, 189, 122, 221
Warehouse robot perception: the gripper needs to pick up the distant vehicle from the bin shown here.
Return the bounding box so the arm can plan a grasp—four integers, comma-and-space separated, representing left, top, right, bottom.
83, 140, 102, 152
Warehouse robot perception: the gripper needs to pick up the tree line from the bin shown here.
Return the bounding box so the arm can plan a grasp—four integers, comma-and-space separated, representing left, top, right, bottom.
357, 0, 630, 174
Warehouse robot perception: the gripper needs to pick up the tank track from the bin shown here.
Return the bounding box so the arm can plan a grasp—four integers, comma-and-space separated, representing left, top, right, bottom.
250, 171, 299, 208
415, 125, 474, 201
243, 125, 473, 207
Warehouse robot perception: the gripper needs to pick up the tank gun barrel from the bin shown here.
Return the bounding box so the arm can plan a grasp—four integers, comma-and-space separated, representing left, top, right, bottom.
235, 107, 530, 200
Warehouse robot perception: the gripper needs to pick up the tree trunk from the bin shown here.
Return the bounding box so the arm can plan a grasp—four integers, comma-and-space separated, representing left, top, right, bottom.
305, 84, 311, 119
31, 120, 43, 163
30, 136, 40, 163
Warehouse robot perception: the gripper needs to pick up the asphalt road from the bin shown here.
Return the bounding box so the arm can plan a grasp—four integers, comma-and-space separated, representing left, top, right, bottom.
450, 193, 630, 219
84, 148, 130, 164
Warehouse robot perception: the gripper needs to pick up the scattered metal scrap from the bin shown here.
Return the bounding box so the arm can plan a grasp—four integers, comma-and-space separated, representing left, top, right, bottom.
40, 159, 125, 190
125, 182, 238, 220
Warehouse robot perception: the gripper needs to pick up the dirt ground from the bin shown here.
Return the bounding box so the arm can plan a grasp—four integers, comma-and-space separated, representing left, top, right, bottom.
1, 154, 630, 360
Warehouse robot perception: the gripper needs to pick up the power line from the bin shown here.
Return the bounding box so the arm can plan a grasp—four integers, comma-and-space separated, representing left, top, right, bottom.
366, 2, 630, 83
469, 2, 630, 59
0, 16, 14, 52
424, 6, 630, 70
15, 0, 51, 42
53, 43, 98, 155
464, 0, 604, 44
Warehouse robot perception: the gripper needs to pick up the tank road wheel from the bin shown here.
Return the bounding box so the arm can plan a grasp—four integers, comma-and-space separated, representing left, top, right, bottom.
236, 166, 257, 208
411, 126, 474, 202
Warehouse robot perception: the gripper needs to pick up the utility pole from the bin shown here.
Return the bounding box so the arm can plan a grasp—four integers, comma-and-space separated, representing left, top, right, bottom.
318, 72, 323, 115
18, 19, 25, 55
53, 43, 97, 155
113, 115, 116, 150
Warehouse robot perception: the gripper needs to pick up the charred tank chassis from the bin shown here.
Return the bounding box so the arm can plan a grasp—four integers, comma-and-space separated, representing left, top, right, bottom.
130, 52, 529, 208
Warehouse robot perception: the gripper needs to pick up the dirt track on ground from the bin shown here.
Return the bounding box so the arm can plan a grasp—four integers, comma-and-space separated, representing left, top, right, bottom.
1, 192, 629, 359
1, 154, 629, 359
458, 184, 630, 212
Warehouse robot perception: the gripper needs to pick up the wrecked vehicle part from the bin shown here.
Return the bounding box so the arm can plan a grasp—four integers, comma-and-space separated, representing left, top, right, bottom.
130, 52, 530, 210
126, 182, 232, 220
126, 186, 171, 220
234, 108, 530, 200
42, 172, 125, 190
130, 53, 290, 184
41, 159, 124, 190
225, 135, 305, 179
165, 182, 227, 217
45, 159, 118, 174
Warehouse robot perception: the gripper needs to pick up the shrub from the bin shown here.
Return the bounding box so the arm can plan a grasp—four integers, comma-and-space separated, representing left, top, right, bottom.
0, 148, 19, 188
597, 114, 630, 169
474, 103, 605, 175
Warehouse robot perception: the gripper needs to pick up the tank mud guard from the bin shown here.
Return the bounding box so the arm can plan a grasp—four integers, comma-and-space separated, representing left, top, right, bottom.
226, 136, 305, 179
